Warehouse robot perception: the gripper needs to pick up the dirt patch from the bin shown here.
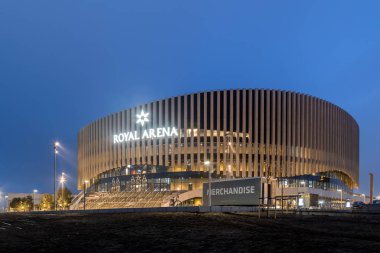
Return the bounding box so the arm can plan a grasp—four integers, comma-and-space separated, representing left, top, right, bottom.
0, 212, 379, 252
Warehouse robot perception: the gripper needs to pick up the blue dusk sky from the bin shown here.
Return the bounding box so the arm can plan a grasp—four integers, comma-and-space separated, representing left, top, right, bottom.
0, 1, 379, 196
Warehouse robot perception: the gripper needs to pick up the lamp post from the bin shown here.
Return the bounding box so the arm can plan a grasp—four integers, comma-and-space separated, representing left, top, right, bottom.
299, 180, 305, 210
83, 180, 89, 211
204, 161, 212, 207
280, 149, 285, 213
263, 162, 271, 218
53, 141, 59, 211
0, 193, 2, 212
4, 196, 8, 212
228, 165, 232, 180
33, 189, 38, 211
60, 172, 66, 210
337, 189, 343, 209
224, 134, 233, 179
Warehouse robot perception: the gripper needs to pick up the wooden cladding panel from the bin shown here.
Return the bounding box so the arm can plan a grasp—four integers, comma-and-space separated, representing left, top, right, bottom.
77, 90, 359, 190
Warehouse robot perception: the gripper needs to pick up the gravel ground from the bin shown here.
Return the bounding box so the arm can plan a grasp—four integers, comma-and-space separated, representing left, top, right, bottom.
0, 212, 380, 252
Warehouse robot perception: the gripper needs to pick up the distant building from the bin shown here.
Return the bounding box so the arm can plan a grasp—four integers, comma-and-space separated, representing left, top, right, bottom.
352, 193, 370, 203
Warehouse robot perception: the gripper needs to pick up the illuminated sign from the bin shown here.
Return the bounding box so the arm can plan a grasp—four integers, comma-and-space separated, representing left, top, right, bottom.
136, 110, 149, 126
203, 178, 261, 206
113, 127, 178, 143
113, 110, 178, 144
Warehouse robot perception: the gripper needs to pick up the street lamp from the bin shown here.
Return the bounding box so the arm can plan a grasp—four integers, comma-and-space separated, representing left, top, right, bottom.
337, 189, 343, 209
33, 189, 38, 211
224, 134, 232, 179
204, 161, 212, 207
53, 141, 60, 211
5, 196, 8, 212
263, 162, 272, 217
227, 165, 232, 179
83, 180, 89, 211
361, 193, 365, 203
60, 172, 66, 210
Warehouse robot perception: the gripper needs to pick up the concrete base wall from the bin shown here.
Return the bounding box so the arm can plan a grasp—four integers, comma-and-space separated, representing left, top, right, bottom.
25, 206, 258, 215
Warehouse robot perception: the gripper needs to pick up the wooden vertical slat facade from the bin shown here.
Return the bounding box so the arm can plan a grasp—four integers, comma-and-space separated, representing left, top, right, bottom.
254, 90, 259, 177
216, 91, 221, 175
223, 90, 227, 176
248, 90, 253, 177
78, 89, 360, 190
242, 90, 247, 177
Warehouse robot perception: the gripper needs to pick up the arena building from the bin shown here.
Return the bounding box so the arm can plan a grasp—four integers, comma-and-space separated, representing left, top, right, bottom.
75, 89, 359, 209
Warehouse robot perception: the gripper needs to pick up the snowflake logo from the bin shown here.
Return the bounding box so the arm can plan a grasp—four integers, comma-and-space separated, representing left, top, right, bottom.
136, 110, 149, 126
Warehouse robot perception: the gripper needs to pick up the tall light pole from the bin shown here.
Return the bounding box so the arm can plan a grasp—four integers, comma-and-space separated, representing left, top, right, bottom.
33, 189, 38, 211
204, 161, 212, 207
337, 189, 343, 209
60, 172, 66, 210
280, 149, 285, 213
369, 173, 374, 204
263, 162, 271, 217
4, 196, 8, 212
224, 134, 233, 179
54, 141, 59, 211
83, 180, 89, 211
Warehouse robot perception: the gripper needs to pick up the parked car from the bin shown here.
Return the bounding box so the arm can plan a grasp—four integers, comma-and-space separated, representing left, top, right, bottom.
352, 201, 366, 209
373, 200, 380, 205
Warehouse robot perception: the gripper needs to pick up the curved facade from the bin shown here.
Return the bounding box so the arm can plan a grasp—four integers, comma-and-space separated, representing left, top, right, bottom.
78, 89, 359, 191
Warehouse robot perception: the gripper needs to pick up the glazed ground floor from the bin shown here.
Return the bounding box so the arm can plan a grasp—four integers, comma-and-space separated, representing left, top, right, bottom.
84, 165, 354, 209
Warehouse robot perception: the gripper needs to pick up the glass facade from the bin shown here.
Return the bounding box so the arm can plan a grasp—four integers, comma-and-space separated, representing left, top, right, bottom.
89, 164, 216, 193
278, 171, 352, 195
